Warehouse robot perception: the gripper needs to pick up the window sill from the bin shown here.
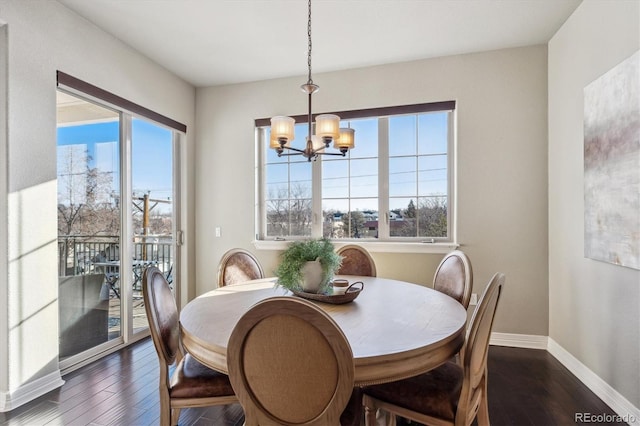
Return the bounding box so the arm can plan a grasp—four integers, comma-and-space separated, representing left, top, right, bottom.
252, 240, 458, 254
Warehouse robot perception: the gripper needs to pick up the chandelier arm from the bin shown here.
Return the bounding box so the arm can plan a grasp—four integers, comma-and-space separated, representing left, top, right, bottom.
279, 146, 307, 154
280, 147, 344, 157
317, 151, 347, 157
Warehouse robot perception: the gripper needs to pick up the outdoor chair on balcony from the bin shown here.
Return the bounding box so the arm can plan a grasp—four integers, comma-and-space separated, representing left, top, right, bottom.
58, 273, 109, 358
91, 243, 121, 297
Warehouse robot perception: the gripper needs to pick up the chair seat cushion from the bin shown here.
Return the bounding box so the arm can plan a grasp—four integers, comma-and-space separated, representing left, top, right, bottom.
364, 361, 463, 421
170, 353, 235, 399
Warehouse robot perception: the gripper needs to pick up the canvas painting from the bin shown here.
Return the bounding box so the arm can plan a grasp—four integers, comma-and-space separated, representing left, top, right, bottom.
584, 50, 639, 270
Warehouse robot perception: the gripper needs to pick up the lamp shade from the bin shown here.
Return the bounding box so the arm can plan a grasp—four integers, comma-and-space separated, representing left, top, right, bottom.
270, 116, 295, 142
335, 127, 355, 149
270, 131, 290, 149
315, 114, 340, 140
311, 135, 325, 151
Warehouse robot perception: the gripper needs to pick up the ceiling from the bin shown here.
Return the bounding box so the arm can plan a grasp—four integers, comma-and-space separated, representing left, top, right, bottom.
57, 0, 581, 88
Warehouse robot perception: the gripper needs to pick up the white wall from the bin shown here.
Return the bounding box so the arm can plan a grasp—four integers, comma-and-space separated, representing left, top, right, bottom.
549, 0, 640, 409
0, 0, 195, 410
195, 45, 549, 336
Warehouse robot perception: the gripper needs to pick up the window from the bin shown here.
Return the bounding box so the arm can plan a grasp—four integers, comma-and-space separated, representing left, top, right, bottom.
257, 102, 455, 243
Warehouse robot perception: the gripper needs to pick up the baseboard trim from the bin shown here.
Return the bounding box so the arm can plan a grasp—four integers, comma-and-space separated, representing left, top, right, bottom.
547, 338, 640, 426
0, 370, 65, 412
490, 332, 548, 349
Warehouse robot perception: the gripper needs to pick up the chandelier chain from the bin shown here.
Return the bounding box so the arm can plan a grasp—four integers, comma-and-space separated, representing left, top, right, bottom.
307, 0, 313, 84
269, 0, 353, 161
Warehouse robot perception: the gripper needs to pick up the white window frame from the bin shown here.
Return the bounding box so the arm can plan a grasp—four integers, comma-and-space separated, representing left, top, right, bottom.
255, 102, 458, 254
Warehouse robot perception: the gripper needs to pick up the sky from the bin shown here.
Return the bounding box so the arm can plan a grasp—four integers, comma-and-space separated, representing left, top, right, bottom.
57, 118, 174, 213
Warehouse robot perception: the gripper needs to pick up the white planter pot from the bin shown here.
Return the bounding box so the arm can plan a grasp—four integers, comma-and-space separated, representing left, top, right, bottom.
301, 259, 323, 293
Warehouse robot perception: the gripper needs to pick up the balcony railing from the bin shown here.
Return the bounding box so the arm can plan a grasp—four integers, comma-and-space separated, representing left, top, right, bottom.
58, 235, 172, 356
58, 235, 173, 283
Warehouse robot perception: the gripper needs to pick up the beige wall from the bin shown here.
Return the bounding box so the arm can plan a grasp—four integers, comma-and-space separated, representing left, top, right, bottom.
0, 0, 195, 410
548, 0, 640, 408
195, 45, 549, 336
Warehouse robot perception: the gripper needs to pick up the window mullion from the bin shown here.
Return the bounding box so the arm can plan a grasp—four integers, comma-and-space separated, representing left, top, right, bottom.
287, 158, 292, 236
448, 111, 455, 243
120, 112, 133, 341
312, 157, 322, 237
256, 128, 266, 240
415, 117, 420, 238
378, 117, 390, 239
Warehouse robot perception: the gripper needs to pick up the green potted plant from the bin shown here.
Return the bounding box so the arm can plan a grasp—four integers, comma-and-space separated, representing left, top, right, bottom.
275, 238, 342, 294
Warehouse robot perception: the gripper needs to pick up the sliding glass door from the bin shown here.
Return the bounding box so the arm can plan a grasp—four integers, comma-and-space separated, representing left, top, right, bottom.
56, 90, 179, 365
131, 117, 175, 334
57, 91, 123, 359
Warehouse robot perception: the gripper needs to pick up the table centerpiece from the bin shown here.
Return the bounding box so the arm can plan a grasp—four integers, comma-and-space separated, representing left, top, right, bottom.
275, 238, 342, 294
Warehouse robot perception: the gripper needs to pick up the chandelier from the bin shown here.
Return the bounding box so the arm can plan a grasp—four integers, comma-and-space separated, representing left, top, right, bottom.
269, 0, 355, 162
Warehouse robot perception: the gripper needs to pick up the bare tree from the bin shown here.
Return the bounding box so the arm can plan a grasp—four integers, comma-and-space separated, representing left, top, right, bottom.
417, 197, 447, 237
266, 183, 312, 237
348, 211, 366, 238
392, 197, 447, 238
57, 147, 119, 274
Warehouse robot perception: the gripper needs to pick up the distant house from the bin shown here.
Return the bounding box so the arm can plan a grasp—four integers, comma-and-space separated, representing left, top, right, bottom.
389, 211, 403, 221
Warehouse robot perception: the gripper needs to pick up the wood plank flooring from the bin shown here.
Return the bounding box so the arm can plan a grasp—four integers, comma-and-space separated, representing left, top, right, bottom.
0, 339, 621, 425
485, 346, 619, 426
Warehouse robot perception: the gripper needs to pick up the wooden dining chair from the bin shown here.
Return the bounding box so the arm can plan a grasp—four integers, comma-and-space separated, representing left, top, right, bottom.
363, 272, 505, 426
336, 244, 377, 277
433, 250, 473, 309
142, 266, 237, 426
227, 296, 356, 426
217, 248, 265, 287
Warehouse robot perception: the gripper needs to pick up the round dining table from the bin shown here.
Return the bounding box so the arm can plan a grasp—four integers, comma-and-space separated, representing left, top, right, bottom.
180, 276, 467, 386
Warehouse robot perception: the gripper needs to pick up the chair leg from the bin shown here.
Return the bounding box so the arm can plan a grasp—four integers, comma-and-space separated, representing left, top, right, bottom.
363, 396, 397, 426
476, 376, 490, 426
380, 409, 396, 426
364, 404, 377, 426
171, 408, 181, 426
160, 403, 171, 426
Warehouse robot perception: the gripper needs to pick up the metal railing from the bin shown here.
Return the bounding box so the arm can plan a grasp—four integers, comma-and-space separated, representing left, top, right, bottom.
58, 235, 173, 281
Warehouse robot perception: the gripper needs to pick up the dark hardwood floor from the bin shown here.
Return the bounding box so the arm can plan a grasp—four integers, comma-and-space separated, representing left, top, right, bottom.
0, 339, 621, 425
485, 346, 620, 426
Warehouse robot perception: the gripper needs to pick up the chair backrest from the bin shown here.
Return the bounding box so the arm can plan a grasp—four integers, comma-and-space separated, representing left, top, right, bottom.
336, 245, 377, 277
143, 266, 180, 369
227, 297, 354, 426
433, 250, 473, 308
217, 248, 265, 287
458, 273, 504, 422
104, 243, 120, 261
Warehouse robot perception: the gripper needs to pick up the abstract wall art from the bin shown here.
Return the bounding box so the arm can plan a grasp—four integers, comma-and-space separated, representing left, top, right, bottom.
584, 50, 639, 270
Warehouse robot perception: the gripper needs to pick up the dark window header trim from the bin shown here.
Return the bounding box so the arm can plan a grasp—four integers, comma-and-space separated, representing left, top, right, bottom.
255, 100, 456, 127
57, 71, 187, 133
